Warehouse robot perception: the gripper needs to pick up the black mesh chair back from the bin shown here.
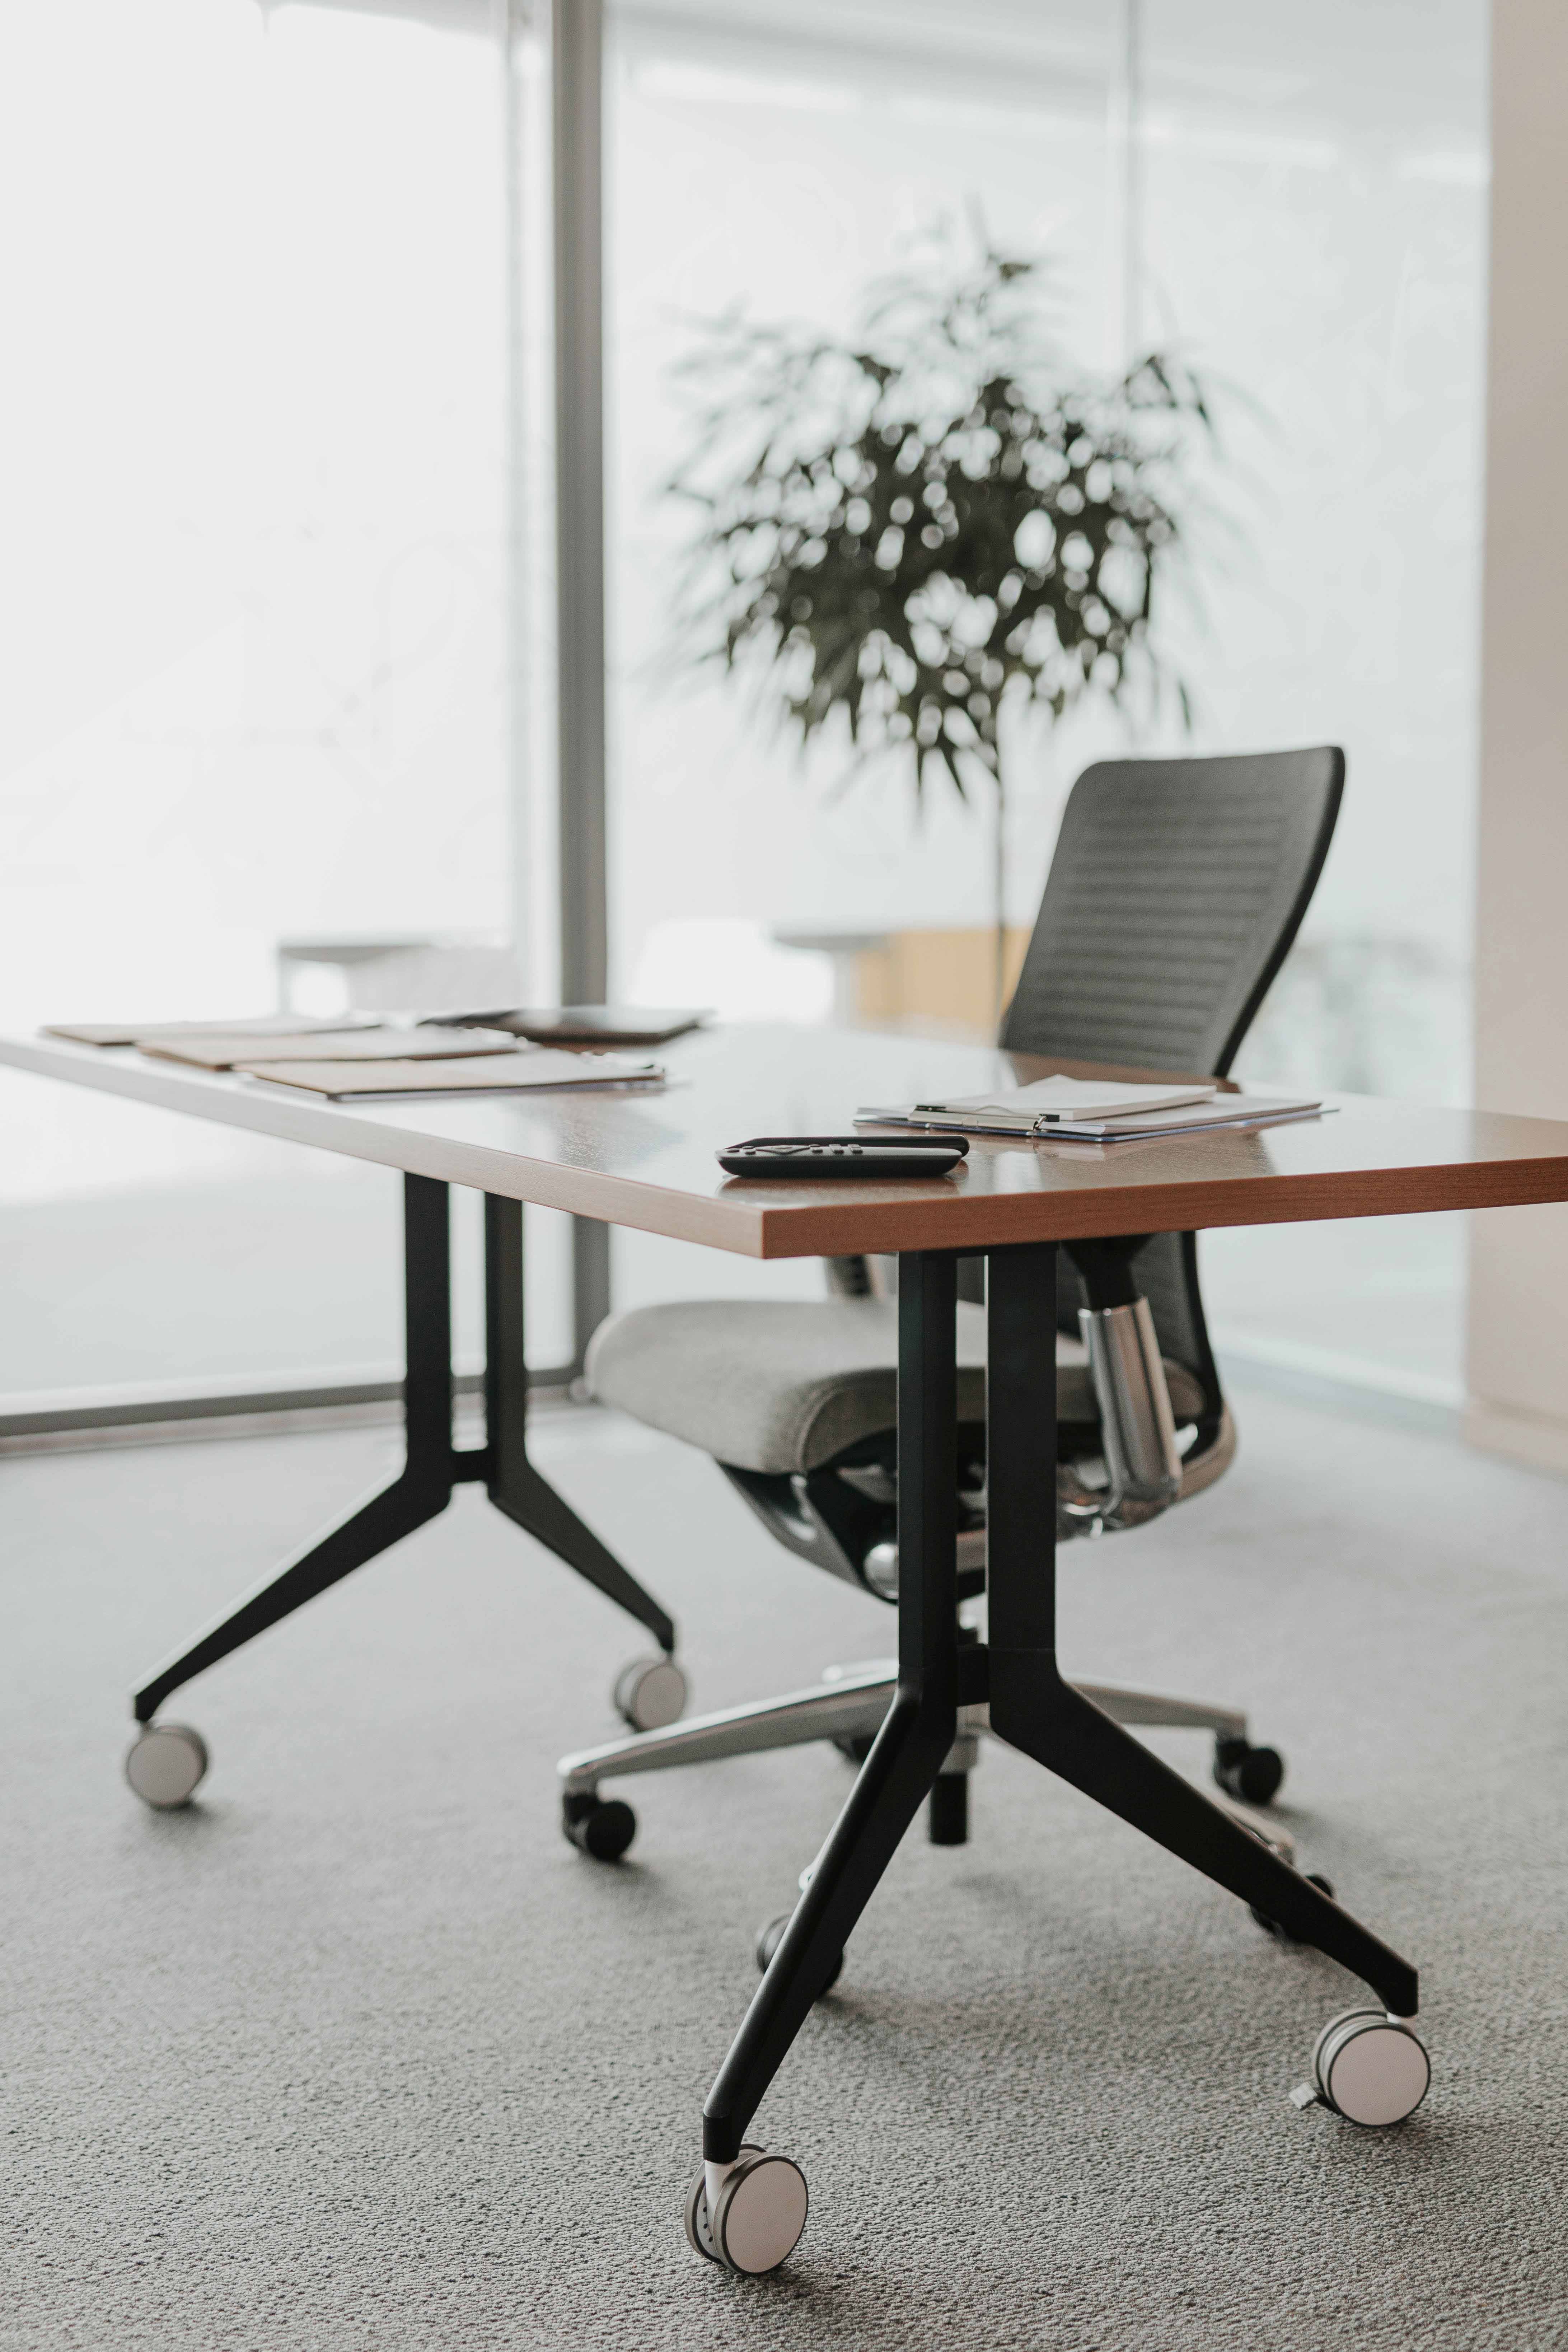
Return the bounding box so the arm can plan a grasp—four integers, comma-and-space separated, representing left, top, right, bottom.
999, 748, 1344, 1422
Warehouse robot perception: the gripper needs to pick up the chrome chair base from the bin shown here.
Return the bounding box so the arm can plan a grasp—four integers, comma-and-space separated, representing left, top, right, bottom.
558, 1660, 1287, 1855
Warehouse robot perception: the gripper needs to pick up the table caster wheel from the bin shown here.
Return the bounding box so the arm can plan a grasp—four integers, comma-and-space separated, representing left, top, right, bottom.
1214, 1735, 1285, 1806
1295, 2007, 1431, 2126
684, 2143, 762, 2265
125, 1723, 208, 1810
613, 1654, 688, 1732
1250, 1871, 1334, 1942
754, 1912, 842, 1994
684, 2147, 809, 2274
562, 1790, 636, 1861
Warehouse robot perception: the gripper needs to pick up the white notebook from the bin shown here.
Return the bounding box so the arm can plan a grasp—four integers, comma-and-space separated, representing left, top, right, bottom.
1014, 1092, 1326, 1142
45, 1014, 380, 1049
858, 1083, 1324, 1143
856, 1077, 1216, 1137
146, 1028, 521, 1071
242, 1050, 664, 1099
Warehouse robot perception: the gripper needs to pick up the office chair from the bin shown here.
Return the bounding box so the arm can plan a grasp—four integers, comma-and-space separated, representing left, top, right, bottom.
559, 752, 1377, 2179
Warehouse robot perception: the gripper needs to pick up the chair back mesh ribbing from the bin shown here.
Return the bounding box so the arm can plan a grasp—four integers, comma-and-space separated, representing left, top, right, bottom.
998, 748, 1344, 1415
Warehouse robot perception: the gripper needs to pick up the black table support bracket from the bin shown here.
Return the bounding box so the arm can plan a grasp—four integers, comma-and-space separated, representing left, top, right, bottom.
132, 1174, 675, 1725
703, 1250, 961, 2165
698, 1236, 1419, 2166
482, 1193, 675, 1654
983, 1241, 1418, 2019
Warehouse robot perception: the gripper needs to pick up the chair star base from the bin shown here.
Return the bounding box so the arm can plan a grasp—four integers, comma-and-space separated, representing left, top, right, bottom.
557, 1659, 1288, 1869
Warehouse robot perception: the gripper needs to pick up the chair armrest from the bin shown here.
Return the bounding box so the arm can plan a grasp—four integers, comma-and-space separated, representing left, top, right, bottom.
1059, 1295, 1189, 1538
1082, 1296, 1183, 1506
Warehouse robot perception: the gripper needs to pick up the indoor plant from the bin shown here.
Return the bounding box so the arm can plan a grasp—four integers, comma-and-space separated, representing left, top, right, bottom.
667, 240, 1215, 1015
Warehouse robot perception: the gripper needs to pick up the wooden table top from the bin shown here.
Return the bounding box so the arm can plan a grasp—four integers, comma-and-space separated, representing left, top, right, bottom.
5, 1021, 1568, 1259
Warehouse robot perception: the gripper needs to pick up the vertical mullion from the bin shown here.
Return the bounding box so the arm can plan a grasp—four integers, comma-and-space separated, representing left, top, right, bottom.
552, 0, 607, 1004
551, 0, 611, 1370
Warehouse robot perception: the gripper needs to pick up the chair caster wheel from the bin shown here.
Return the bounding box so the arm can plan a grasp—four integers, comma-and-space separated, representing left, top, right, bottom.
125, 1723, 209, 1810
562, 1790, 636, 1861
1214, 1735, 1285, 1806
1293, 2007, 1431, 2126
613, 1654, 688, 1732
833, 1733, 875, 1767
1251, 1871, 1334, 1942
754, 1913, 842, 1995
684, 2147, 809, 2273
928, 1770, 969, 1845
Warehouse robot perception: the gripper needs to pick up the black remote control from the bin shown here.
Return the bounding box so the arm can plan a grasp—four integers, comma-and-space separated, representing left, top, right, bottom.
716, 1135, 968, 1179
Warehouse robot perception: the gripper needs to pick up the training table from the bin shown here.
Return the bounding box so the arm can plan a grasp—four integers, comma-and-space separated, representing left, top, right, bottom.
6, 1019, 1568, 2270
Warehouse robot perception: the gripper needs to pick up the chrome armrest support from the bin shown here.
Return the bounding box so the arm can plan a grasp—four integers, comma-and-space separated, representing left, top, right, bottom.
1057, 1299, 1233, 1540
1059, 1296, 1180, 1535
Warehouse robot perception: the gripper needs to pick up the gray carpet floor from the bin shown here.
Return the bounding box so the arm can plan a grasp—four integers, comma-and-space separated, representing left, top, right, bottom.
4, 1385, 1568, 2350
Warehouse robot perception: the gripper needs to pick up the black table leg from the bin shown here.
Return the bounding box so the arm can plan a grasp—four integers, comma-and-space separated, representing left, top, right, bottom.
133, 1174, 458, 1721
483, 1195, 674, 1655
984, 1240, 1419, 2019
700, 1250, 960, 2168
132, 1176, 676, 1724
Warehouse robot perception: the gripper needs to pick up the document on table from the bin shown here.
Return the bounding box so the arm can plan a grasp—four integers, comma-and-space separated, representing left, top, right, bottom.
857, 1082, 1325, 1142
241, 1050, 665, 1099
142, 1028, 521, 1070
855, 1076, 1214, 1135
44, 1014, 380, 1048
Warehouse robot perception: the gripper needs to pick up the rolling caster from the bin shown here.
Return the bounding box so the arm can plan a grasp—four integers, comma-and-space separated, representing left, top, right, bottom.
124, 1722, 209, 1810
684, 2147, 809, 2274
833, 1733, 875, 1767
1292, 2007, 1431, 2127
754, 1912, 842, 1995
562, 1790, 636, 1861
613, 1654, 688, 1733
928, 1770, 969, 1845
1250, 1871, 1335, 1942
1214, 1735, 1285, 1806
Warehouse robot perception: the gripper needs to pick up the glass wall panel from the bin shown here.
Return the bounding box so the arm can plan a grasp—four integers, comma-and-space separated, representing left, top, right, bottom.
605, 0, 1121, 1307
0, 0, 562, 1406
604, 0, 1487, 1388
1133, 0, 1486, 1397
3, 0, 1487, 1403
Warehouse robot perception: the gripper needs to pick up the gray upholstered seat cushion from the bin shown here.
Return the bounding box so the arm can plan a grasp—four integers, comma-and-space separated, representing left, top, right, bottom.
585, 1299, 1205, 1477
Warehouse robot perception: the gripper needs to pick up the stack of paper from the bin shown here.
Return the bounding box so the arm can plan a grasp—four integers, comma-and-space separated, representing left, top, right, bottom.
40, 1011, 663, 1100
141, 1028, 521, 1071
242, 1050, 665, 1100
856, 1076, 1324, 1143
45, 1014, 380, 1048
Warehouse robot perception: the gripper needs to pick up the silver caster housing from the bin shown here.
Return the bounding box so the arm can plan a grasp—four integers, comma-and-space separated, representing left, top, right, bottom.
613, 1655, 688, 1732
685, 2146, 809, 2274
125, 1723, 209, 1810
1292, 2007, 1431, 2126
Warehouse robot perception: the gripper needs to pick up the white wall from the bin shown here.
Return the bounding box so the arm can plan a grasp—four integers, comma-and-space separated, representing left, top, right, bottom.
1465, 0, 1568, 1469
